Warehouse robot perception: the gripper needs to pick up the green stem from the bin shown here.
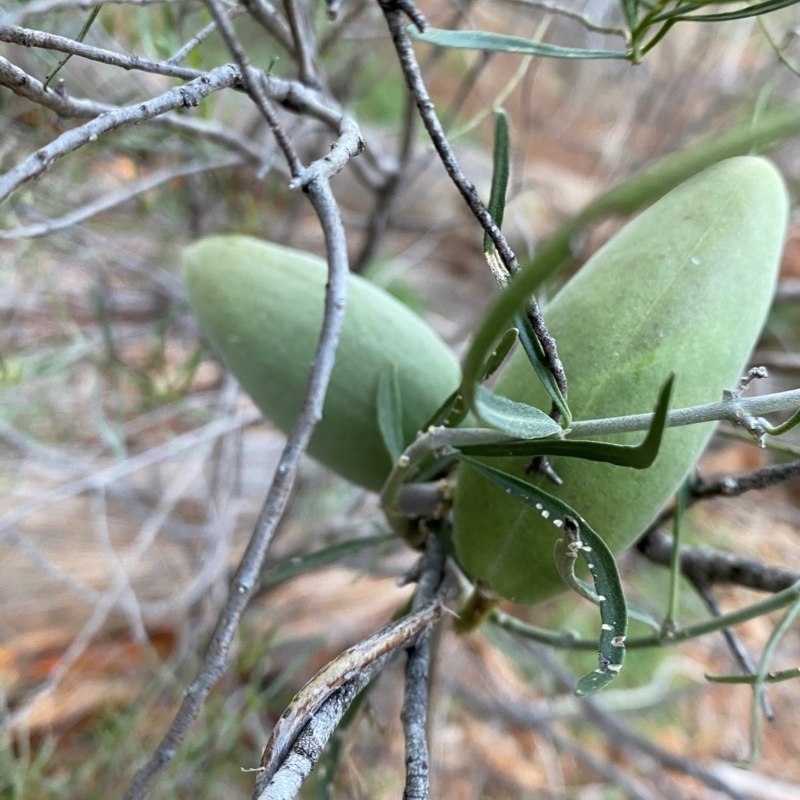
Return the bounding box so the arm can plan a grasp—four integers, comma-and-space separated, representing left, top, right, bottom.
662, 480, 689, 634
747, 594, 800, 765
491, 580, 800, 651
43, 5, 101, 91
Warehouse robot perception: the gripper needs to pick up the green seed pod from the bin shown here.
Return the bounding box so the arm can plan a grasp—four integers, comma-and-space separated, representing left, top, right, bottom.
454, 157, 788, 605
183, 235, 461, 491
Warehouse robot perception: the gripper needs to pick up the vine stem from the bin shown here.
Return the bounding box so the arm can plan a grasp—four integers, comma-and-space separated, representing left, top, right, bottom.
382, 386, 800, 527
492, 577, 800, 651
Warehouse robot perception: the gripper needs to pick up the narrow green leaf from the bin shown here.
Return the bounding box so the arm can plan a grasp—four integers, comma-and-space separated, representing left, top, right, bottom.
763, 406, 800, 437
621, 0, 640, 29
554, 519, 603, 604
662, 477, 689, 635
706, 667, 800, 685
748, 594, 800, 764
482, 328, 518, 380
459, 374, 673, 465
474, 385, 562, 439
514, 312, 572, 425
377, 365, 404, 462
421, 387, 468, 429
410, 27, 627, 60
658, 0, 799, 22
484, 109, 511, 254
44, 5, 101, 91
551, 522, 660, 632
456, 456, 628, 694
258, 533, 395, 592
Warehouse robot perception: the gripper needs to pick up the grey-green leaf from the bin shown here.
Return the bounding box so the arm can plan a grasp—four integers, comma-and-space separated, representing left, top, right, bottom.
410, 27, 627, 60
474, 385, 563, 439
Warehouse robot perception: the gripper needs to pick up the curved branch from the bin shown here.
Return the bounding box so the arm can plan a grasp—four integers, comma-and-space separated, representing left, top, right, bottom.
120, 174, 351, 800
0, 63, 241, 204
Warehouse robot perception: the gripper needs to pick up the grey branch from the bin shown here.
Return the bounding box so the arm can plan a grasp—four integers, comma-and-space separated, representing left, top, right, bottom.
203, 0, 303, 175
240, 0, 295, 55
636, 528, 800, 593
165, 5, 246, 65
254, 658, 387, 800
288, 114, 365, 189
692, 459, 800, 498
401, 538, 445, 800
0, 57, 268, 164
0, 24, 203, 80
0, 63, 241, 204
2, 0, 183, 26
689, 579, 774, 721
0, 409, 262, 540
121, 175, 351, 800
569, 387, 800, 438
377, 0, 567, 407
282, 0, 319, 87
456, 683, 663, 800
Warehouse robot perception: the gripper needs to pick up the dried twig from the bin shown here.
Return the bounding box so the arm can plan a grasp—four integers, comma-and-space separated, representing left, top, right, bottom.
401, 537, 445, 800
636, 528, 800, 594
0, 24, 205, 80
253, 659, 387, 800
255, 599, 442, 796
0, 409, 261, 539
166, 4, 246, 65
455, 683, 665, 800
240, 0, 295, 55
0, 155, 245, 239
282, 0, 318, 86
691, 459, 800, 499
2, 0, 181, 26
353, 88, 417, 273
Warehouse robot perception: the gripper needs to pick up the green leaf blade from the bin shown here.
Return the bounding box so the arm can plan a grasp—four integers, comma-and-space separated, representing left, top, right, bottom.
485, 109, 511, 254
514, 312, 572, 425
456, 456, 628, 694
377, 364, 405, 462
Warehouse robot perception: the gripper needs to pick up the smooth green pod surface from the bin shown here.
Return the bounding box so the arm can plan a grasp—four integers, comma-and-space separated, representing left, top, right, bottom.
183, 236, 461, 491
454, 157, 788, 604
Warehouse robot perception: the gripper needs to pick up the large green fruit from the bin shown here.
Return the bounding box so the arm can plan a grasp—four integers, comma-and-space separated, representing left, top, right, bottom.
183, 236, 461, 491
454, 157, 788, 604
